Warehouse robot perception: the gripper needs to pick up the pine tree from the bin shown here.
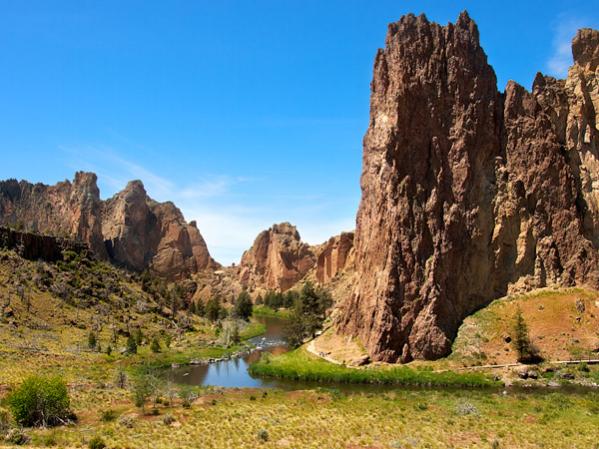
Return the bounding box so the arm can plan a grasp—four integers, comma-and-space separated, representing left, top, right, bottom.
206, 297, 221, 322
233, 291, 253, 321
127, 334, 138, 355
512, 309, 541, 363
88, 331, 97, 350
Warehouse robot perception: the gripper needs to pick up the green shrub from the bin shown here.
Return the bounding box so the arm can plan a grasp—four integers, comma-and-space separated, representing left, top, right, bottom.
131, 374, 157, 411
100, 409, 117, 422
88, 435, 106, 449
88, 331, 97, 349
257, 429, 269, 442
126, 334, 138, 354
7, 376, 72, 427
151, 336, 161, 353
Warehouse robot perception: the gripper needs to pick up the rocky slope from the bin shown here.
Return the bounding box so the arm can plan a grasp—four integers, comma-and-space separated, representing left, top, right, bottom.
0, 172, 216, 279
337, 13, 599, 362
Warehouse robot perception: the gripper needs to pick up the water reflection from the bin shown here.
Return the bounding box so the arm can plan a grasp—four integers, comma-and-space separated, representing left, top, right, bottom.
169, 316, 289, 388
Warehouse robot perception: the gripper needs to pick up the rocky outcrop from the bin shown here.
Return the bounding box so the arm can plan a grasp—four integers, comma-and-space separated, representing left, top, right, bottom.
239, 223, 316, 291
315, 232, 354, 284
0, 226, 89, 262
337, 13, 599, 362
0, 173, 216, 278
102, 181, 216, 278
0, 172, 106, 258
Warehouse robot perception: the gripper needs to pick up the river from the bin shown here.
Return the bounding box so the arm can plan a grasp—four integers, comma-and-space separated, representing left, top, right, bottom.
169, 316, 291, 388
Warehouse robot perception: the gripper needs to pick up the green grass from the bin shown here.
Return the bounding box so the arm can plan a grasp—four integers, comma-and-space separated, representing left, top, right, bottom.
239, 321, 267, 340
252, 305, 292, 319
249, 348, 501, 388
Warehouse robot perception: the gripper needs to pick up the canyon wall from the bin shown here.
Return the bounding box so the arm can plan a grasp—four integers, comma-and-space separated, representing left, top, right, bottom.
337, 13, 599, 362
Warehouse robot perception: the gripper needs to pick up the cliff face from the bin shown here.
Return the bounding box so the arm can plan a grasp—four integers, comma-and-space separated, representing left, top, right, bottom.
239, 223, 316, 291
0, 172, 107, 258
337, 13, 599, 362
0, 173, 216, 279
316, 232, 355, 284
0, 226, 89, 262
102, 180, 216, 278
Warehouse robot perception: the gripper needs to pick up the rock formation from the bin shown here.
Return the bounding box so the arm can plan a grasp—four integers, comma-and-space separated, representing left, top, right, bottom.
239, 223, 316, 291
315, 232, 355, 284
0, 172, 106, 258
0, 226, 89, 262
337, 13, 599, 362
102, 180, 216, 278
0, 172, 216, 278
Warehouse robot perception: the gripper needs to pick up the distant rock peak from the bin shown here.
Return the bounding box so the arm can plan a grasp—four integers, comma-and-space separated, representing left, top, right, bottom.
0, 172, 216, 279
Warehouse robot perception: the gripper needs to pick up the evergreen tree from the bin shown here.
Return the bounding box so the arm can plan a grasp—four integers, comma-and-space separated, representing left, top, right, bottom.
126, 334, 138, 355
233, 291, 253, 321
88, 331, 97, 350
206, 297, 221, 322
134, 328, 144, 346
512, 309, 542, 363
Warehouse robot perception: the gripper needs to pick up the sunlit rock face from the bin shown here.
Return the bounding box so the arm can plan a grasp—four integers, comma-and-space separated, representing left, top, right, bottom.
337, 13, 599, 362
0, 173, 217, 279
239, 222, 316, 292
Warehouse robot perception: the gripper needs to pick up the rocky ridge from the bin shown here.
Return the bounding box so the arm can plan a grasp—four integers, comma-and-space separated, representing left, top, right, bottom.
337, 13, 599, 362
0, 173, 217, 279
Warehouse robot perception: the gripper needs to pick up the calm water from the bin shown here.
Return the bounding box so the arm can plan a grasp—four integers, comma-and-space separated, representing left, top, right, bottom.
169, 316, 290, 388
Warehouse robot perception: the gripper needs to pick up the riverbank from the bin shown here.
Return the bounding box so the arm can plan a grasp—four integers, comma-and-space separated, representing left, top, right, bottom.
249, 348, 501, 388
252, 305, 292, 319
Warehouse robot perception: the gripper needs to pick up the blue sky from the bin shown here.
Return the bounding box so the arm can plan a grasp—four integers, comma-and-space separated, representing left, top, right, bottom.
1, 0, 597, 264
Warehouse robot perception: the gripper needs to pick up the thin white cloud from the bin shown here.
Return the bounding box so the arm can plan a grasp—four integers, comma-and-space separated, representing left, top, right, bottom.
546, 16, 586, 78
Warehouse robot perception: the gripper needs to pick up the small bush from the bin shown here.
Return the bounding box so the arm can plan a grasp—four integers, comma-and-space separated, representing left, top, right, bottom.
178, 386, 196, 408
89, 435, 106, 449
455, 401, 479, 416
257, 429, 269, 442
150, 336, 161, 353
115, 369, 127, 389
100, 409, 117, 422
118, 414, 135, 428
162, 414, 176, 425
7, 376, 72, 427
5, 428, 29, 445
126, 335, 138, 354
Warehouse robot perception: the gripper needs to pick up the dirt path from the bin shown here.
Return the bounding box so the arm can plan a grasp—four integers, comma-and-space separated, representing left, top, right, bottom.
306, 339, 344, 365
